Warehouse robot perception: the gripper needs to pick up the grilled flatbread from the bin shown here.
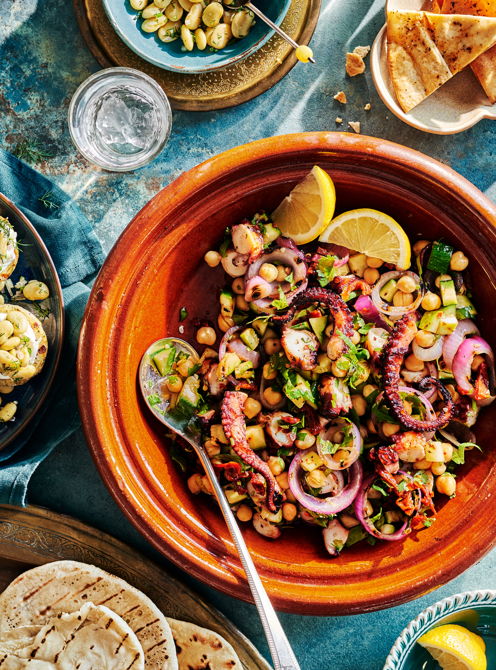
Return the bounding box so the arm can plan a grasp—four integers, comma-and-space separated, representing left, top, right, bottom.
167, 619, 242, 670
434, 0, 496, 103
387, 9, 496, 110
0, 561, 178, 670
0, 602, 145, 670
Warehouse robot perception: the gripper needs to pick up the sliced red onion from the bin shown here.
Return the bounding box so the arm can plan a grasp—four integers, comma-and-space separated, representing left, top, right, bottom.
288, 453, 363, 515
265, 412, 297, 447
320, 470, 345, 495
316, 420, 362, 470
354, 474, 408, 541
219, 325, 241, 360
443, 320, 480, 370
221, 249, 249, 277
244, 276, 273, 302
371, 271, 423, 319
228, 338, 260, 368
423, 363, 438, 401
355, 295, 391, 330
452, 336, 495, 399
323, 518, 349, 556
412, 336, 444, 362
334, 254, 350, 268
276, 236, 304, 258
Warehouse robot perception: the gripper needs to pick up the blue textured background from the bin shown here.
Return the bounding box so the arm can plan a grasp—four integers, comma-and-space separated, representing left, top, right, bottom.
1, 0, 495, 668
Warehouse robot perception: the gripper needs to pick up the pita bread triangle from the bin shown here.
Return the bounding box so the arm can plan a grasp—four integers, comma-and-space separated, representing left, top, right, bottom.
387, 9, 496, 111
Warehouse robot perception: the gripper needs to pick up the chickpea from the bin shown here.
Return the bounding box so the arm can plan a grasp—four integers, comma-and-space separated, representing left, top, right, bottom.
262, 361, 277, 380
306, 469, 326, 489
204, 439, 221, 457
404, 354, 424, 372
413, 459, 431, 470
263, 387, 283, 406
393, 291, 414, 307
236, 504, 253, 522
165, 0, 183, 21
259, 263, 278, 283
282, 502, 298, 522
166, 375, 183, 393
431, 462, 446, 476
244, 397, 261, 419
421, 292, 441, 311
295, 430, 316, 450
363, 268, 379, 285
207, 22, 232, 49
276, 265, 289, 282
202, 1, 224, 27
176, 356, 194, 377
415, 330, 436, 348
472, 354, 485, 371
194, 27, 207, 50
229, 278, 243, 296
413, 240, 430, 256
264, 338, 281, 355
276, 472, 289, 490
268, 456, 285, 476
195, 326, 215, 346
331, 359, 348, 378
383, 422, 400, 437
435, 273, 452, 289
187, 473, 203, 494
436, 473, 456, 497
236, 295, 250, 311
396, 275, 417, 293
204, 250, 221, 267
130, 0, 148, 9
200, 475, 214, 495
380, 524, 396, 535
450, 251, 469, 272
218, 314, 234, 332
366, 257, 383, 268
442, 443, 453, 462
184, 2, 202, 29
362, 383, 378, 398
351, 394, 367, 416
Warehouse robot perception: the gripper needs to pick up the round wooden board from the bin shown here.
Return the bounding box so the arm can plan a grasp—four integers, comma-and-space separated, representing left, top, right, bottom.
0, 505, 270, 670
73, 0, 321, 111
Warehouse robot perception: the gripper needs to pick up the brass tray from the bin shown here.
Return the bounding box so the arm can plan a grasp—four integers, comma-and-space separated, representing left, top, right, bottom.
73, 0, 321, 111
0, 505, 270, 670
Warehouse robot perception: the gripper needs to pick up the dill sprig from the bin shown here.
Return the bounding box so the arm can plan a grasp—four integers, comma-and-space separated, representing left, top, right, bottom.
38, 191, 60, 211
14, 140, 54, 164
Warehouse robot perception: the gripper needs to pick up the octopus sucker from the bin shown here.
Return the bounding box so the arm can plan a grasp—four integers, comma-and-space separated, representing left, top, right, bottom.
221, 391, 283, 512
382, 314, 454, 431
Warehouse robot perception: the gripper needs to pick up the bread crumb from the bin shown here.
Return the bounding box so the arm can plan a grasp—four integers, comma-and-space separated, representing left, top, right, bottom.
364, 103, 371, 111
348, 121, 361, 133
335, 117, 343, 124
353, 45, 370, 59
333, 91, 347, 104
345, 52, 365, 77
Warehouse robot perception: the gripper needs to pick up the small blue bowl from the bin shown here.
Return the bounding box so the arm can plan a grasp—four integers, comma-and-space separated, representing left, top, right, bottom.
384, 591, 496, 670
102, 0, 292, 74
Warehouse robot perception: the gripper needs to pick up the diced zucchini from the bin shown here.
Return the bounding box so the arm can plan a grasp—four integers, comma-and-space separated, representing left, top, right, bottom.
456, 294, 477, 319
246, 425, 266, 450
427, 241, 453, 274
262, 223, 281, 246
313, 354, 333, 374
437, 305, 458, 335
211, 424, 229, 444
234, 361, 254, 379
348, 253, 368, 277
176, 374, 201, 411
439, 279, 457, 306
152, 345, 175, 377
260, 507, 283, 523
309, 315, 328, 343
240, 327, 259, 350
300, 451, 324, 472
252, 317, 269, 337
224, 487, 248, 505
334, 263, 350, 277
379, 279, 398, 302
419, 309, 443, 334
218, 353, 241, 377
220, 289, 235, 317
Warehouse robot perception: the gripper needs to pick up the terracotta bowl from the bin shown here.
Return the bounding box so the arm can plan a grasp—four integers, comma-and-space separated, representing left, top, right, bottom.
78, 132, 496, 615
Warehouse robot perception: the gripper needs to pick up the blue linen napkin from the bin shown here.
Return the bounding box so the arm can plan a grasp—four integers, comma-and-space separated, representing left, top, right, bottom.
0, 149, 104, 504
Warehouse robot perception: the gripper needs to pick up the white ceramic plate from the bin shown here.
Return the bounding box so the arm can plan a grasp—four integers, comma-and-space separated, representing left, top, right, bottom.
370, 10, 496, 134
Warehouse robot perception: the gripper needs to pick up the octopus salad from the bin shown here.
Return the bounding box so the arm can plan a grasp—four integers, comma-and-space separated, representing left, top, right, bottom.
146, 184, 495, 556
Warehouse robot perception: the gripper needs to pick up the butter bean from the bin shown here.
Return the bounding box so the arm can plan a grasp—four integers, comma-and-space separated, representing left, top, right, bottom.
202, 1, 223, 27
12, 365, 36, 383
165, 0, 183, 21
231, 8, 254, 38
181, 24, 195, 50
2, 337, 20, 351
6, 311, 28, 335
184, 2, 203, 29
206, 23, 232, 49
22, 280, 50, 301
0, 402, 17, 422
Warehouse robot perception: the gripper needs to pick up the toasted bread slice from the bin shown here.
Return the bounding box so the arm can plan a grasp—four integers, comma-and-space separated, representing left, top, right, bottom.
387, 10, 496, 110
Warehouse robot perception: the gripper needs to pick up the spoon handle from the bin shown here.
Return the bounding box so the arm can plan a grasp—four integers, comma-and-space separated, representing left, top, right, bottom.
245, 1, 299, 49
193, 442, 301, 670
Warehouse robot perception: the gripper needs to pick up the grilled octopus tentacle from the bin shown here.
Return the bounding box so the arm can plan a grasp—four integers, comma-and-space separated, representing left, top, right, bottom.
382, 313, 454, 432
331, 275, 372, 301
221, 391, 283, 512
274, 287, 354, 360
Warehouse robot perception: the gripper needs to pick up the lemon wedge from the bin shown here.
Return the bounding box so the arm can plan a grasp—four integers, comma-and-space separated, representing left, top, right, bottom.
318, 208, 411, 270
272, 166, 336, 245
417, 624, 487, 670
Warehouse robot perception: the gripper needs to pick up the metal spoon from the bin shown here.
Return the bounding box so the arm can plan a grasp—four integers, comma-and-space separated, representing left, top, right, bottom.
140, 337, 300, 670
224, 0, 315, 63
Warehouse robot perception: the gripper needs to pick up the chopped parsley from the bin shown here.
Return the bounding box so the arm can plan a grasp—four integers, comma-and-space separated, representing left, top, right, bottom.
179, 307, 188, 322
219, 228, 231, 257
371, 482, 389, 496
271, 286, 289, 311
316, 255, 337, 287
336, 330, 370, 388
451, 441, 481, 465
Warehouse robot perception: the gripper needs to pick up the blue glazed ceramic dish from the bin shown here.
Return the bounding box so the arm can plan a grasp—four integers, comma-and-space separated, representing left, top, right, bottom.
384, 591, 496, 669
102, 0, 293, 74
